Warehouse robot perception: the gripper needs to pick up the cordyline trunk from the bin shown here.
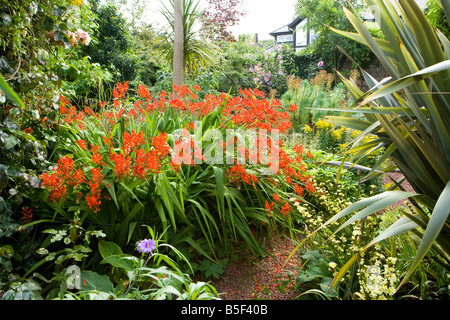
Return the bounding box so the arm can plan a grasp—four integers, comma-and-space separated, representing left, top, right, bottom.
173, 0, 185, 87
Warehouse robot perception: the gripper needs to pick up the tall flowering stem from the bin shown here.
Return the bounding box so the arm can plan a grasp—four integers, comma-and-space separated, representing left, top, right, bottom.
124, 239, 157, 296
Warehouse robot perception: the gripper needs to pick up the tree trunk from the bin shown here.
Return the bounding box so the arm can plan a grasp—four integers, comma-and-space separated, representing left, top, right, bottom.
173, 0, 185, 87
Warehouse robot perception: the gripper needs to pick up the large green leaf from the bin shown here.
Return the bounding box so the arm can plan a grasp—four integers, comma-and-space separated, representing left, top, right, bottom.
98, 240, 123, 259
79, 270, 114, 293
100, 254, 138, 273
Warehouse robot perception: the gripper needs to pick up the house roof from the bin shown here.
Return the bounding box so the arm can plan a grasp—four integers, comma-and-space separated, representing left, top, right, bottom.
269, 16, 305, 36
269, 0, 429, 36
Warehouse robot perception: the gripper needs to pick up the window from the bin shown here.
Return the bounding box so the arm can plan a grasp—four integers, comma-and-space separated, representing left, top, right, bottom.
295, 19, 308, 46
277, 34, 293, 43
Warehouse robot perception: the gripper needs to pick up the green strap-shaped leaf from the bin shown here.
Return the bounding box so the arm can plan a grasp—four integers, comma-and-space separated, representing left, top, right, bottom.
335, 191, 418, 233
398, 180, 450, 289
436, 29, 450, 59
361, 60, 450, 105
329, 27, 396, 58
0, 73, 24, 108
322, 191, 418, 230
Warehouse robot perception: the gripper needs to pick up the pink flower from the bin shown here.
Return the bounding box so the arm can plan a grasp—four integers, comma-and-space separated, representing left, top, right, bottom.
75, 29, 91, 46
318, 60, 324, 68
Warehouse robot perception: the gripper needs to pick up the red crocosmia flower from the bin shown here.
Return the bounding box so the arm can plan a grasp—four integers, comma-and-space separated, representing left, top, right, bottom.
102, 135, 113, 148
179, 84, 191, 97
76, 139, 88, 150
92, 152, 102, 165
138, 84, 151, 100
113, 81, 129, 99
21, 206, 33, 223
273, 193, 280, 202
110, 152, 131, 180
305, 181, 315, 193
84, 106, 96, 116
170, 158, 181, 172
226, 164, 257, 187
40, 155, 87, 202
172, 135, 203, 166
151, 132, 171, 157
133, 149, 148, 179
146, 151, 161, 173
280, 202, 291, 216
90, 144, 103, 165
193, 85, 202, 91
57, 155, 75, 180
40, 172, 67, 202
128, 108, 137, 117
67, 169, 86, 188
86, 167, 103, 213
294, 183, 304, 197
293, 143, 304, 155
60, 95, 69, 107
134, 100, 143, 109
265, 201, 274, 214
306, 150, 314, 159
123, 130, 145, 155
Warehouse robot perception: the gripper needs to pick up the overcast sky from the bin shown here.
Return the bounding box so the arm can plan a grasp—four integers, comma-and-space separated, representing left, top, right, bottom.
146, 0, 298, 41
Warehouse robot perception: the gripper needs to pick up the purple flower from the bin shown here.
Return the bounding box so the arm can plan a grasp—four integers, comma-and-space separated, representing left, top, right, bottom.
318, 60, 324, 68
137, 239, 156, 253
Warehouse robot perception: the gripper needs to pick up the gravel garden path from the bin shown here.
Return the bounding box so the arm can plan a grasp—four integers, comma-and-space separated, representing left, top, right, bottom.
209, 234, 303, 300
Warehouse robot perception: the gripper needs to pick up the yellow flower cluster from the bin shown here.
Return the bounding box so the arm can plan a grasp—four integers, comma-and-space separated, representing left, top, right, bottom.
358, 252, 399, 300
315, 119, 334, 131
71, 0, 83, 5
330, 127, 346, 141
291, 178, 388, 290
